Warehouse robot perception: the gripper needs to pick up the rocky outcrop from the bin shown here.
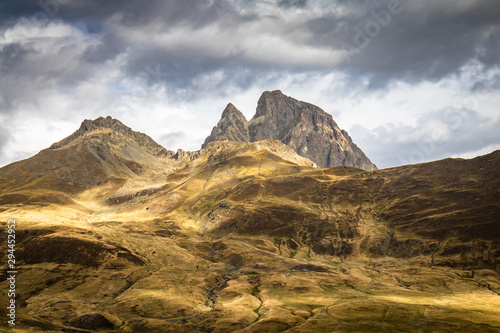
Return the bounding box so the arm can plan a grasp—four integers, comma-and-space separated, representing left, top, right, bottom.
202, 103, 249, 148
203, 90, 377, 170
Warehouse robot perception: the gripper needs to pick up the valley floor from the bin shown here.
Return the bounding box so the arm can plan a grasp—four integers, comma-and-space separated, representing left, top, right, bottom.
1, 219, 499, 333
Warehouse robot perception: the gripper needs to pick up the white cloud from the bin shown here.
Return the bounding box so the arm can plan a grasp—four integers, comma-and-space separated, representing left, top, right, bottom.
351, 108, 500, 168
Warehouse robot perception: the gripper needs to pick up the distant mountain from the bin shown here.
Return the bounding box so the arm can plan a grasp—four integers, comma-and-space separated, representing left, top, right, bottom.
203, 90, 377, 170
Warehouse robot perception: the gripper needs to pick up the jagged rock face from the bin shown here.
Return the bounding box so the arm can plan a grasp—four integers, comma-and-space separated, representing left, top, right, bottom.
249, 90, 306, 140
204, 90, 377, 170
202, 103, 249, 148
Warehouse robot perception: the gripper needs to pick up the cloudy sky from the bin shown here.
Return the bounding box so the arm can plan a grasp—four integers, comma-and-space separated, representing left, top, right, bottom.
0, 0, 499, 169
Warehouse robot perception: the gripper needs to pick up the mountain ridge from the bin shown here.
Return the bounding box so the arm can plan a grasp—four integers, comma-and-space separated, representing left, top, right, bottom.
47, 115, 173, 157
0, 116, 317, 207
204, 90, 377, 170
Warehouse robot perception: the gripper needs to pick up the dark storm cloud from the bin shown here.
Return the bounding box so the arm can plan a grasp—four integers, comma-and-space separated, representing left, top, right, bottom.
0, 0, 265, 97
0, 42, 34, 112
117, 0, 499, 90
277, 0, 309, 9
310, 0, 500, 88
0, 42, 34, 75
2, 0, 498, 94
0, 0, 252, 32
59, 0, 242, 29
0, 1, 210, 27
81, 32, 124, 63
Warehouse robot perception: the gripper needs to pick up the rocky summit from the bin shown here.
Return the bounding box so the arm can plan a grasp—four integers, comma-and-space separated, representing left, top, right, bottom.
203, 90, 377, 170
202, 103, 250, 148
0, 115, 499, 333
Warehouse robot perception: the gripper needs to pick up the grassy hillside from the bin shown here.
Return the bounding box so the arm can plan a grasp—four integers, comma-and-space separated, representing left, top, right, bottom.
0, 139, 498, 332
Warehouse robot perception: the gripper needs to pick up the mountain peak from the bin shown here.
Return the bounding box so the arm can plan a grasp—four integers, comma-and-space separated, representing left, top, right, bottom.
221, 103, 244, 119
47, 116, 172, 157
261, 89, 284, 96
201, 103, 249, 148
78, 116, 129, 133
255, 90, 287, 115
